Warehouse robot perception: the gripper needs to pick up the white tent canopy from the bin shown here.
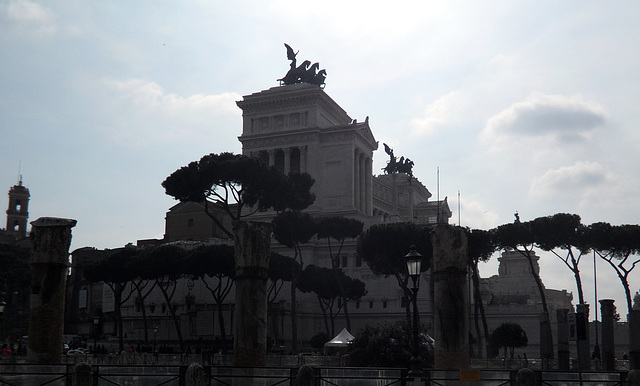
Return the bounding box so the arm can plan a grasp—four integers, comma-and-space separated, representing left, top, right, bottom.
324, 328, 354, 347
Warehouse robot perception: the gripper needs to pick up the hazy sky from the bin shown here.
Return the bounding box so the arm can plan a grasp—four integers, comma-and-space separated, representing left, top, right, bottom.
1, 1, 638, 317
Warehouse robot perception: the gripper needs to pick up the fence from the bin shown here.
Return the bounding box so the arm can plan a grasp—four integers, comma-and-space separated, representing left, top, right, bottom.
0, 363, 633, 386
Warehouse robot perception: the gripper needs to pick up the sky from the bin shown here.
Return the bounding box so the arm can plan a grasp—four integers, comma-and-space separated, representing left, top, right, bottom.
1, 0, 638, 319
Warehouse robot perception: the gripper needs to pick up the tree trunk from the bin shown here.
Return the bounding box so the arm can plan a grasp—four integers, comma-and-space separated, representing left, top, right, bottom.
471, 262, 489, 357
158, 281, 185, 352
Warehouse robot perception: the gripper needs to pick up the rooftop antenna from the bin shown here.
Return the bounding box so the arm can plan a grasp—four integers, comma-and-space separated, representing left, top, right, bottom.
458, 190, 461, 226
437, 167, 440, 224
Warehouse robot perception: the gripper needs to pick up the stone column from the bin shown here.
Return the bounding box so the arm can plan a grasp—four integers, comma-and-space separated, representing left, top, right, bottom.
283, 148, 291, 174
557, 309, 570, 370
233, 221, 272, 367
432, 224, 469, 369
28, 217, 77, 364
359, 155, 366, 213
299, 146, 307, 173
268, 150, 275, 167
365, 157, 372, 215
600, 299, 615, 371
630, 309, 640, 370
576, 303, 591, 370
353, 150, 360, 210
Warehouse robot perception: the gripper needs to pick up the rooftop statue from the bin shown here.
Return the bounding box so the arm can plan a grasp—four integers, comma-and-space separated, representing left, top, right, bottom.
383, 143, 414, 177
278, 43, 327, 87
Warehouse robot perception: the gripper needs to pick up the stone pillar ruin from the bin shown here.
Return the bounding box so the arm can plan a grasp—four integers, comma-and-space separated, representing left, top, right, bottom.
576, 303, 591, 370
27, 217, 76, 364
630, 309, 640, 370
431, 224, 469, 369
232, 221, 272, 367
556, 309, 570, 370
599, 299, 616, 371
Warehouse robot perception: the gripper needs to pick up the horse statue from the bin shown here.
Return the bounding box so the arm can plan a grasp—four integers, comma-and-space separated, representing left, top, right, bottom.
278, 44, 327, 87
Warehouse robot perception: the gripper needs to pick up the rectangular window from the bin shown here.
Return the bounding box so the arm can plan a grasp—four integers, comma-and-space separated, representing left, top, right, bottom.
401, 296, 408, 308
355, 255, 362, 267
356, 300, 360, 309
369, 301, 374, 309
341, 255, 348, 268
383, 300, 387, 309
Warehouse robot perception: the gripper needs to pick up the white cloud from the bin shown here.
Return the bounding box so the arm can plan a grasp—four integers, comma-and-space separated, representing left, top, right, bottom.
5, 0, 56, 35
482, 93, 607, 145
529, 161, 610, 199
98, 78, 242, 146
410, 91, 465, 137
459, 197, 500, 230
110, 79, 241, 116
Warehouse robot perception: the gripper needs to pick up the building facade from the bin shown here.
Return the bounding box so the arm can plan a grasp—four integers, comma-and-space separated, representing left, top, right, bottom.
66, 82, 581, 358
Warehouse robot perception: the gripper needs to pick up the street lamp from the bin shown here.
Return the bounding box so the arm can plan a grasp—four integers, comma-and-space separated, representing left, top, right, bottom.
153, 325, 159, 353
93, 316, 100, 352
405, 245, 423, 379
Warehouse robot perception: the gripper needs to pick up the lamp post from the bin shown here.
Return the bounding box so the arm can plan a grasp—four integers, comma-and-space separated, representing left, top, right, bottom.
93, 316, 100, 352
405, 245, 423, 379
153, 325, 159, 353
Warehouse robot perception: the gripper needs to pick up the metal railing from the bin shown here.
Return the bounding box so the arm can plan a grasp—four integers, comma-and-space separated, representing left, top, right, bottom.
0, 363, 632, 386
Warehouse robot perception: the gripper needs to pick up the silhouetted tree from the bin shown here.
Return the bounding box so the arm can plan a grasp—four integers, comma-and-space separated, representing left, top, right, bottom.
298, 265, 366, 336
310, 332, 330, 352
135, 245, 187, 352
162, 152, 315, 238
316, 216, 364, 330
357, 222, 433, 323
268, 252, 300, 303
587, 222, 640, 315
349, 321, 433, 368
183, 245, 235, 352
489, 322, 528, 358
267, 252, 300, 346
272, 210, 317, 352
466, 228, 497, 358
83, 247, 137, 352
495, 217, 553, 359
533, 213, 589, 304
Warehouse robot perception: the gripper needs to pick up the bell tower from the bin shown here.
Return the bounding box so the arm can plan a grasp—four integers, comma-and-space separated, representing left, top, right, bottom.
6, 176, 30, 239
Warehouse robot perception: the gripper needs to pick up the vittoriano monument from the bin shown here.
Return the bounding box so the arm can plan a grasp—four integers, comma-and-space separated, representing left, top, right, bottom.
278, 43, 327, 87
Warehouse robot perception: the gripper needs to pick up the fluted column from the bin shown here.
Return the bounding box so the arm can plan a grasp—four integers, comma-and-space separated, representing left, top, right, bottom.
268, 150, 275, 167
353, 149, 360, 210
359, 154, 366, 213
299, 146, 307, 172
365, 157, 372, 215
283, 148, 291, 174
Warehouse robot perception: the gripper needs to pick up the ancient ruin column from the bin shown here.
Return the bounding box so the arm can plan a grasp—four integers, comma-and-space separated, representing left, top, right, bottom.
28, 217, 77, 364
629, 309, 640, 370
557, 309, 570, 370
576, 303, 591, 370
599, 299, 616, 371
233, 221, 272, 367
432, 224, 469, 369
